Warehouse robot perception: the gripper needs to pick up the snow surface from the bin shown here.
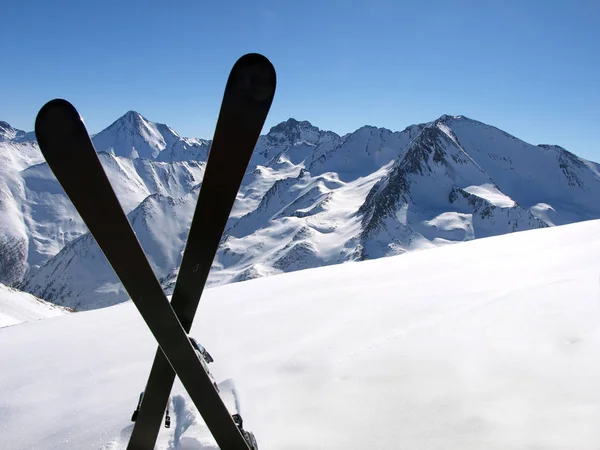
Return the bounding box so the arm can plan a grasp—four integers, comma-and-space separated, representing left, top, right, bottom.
462, 183, 516, 207
2, 220, 600, 448
0, 282, 70, 328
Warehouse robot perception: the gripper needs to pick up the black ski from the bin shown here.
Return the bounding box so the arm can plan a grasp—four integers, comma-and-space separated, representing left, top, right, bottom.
128, 53, 276, 449
34, 101, 259, 450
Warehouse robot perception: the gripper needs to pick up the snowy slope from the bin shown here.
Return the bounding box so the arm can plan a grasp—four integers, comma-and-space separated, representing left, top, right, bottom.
0, 113, 207, 287
0, 282, 71, 328
0, 125, 205, 285
22, 190, 200, 310
2, 220, 600, 449
9, 154, 205, 279
0, 136, 41, 285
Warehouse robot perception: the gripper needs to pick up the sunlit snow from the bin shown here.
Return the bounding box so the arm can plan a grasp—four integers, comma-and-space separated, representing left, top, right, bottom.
463, 183, 516, 207
2, 220, 600, 449
0, 282, 70, 328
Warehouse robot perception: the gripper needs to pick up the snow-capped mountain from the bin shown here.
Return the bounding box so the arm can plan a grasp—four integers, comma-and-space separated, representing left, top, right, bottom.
0, 118, 206, 288
0, 121, 36, 143
2, 112, 600, 310
19, 153, 205, 271
0, 128, 46, 286
212, 115, 600, 280
92, 111, 210, 161
22, 189, 201, 309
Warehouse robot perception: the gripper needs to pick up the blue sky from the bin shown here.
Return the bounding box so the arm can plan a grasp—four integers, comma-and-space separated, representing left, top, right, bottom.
2, 0, 599, 159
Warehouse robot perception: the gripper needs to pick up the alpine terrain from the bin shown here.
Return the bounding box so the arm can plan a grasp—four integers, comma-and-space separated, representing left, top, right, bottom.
1, 113, 599, 310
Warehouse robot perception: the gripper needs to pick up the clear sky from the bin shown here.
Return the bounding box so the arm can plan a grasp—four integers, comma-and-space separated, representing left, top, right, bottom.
2, 0, 599, 159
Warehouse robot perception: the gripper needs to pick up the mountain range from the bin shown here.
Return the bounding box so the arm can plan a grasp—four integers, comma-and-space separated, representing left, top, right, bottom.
1, 111, 599, 310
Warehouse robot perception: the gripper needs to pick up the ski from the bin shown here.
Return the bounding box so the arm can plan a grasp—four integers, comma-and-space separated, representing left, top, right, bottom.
128, 53, 276, 449
34, 98, 263, 450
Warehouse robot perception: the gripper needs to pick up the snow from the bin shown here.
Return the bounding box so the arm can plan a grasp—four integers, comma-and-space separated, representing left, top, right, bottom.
530, 202, 558, 225
3, 220, 600, 448
0, 140, 44, 171
92, 111, 210, 162
463, 183, 516, 207
0, 282, 70, 328
307, 125, 416, 182
443, 116, 600, 224
423, 211, 474, 240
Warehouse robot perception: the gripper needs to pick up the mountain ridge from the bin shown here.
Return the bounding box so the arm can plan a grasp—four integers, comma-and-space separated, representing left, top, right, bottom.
2, 112, 599, 310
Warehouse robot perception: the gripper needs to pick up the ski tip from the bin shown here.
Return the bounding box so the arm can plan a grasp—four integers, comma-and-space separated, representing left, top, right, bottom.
35, 99, 78, 129
235, 53, 273, 67
35, 99, 83, 148
35, 98, 87, 158
230, 53, 277, 103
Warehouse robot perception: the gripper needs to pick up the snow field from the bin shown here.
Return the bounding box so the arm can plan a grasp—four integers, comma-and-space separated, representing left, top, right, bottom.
2, 220, 600, 448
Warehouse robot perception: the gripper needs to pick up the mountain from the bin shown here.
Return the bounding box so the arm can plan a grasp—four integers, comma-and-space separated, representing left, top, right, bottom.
22, 190, 200, 310
3, 220, 600, 448
2, 112, 600, 310
0, 114, 206, 288
0, 121, 36, 143
92, 111, 210, 161
209, 115, 600, 282
0, 123, 45, 286
2, 151, 205, 285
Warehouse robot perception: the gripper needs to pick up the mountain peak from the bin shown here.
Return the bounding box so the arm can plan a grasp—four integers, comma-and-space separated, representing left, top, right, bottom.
0, 121, 28, 141
268, 118, 315, 133
435, 114, 472, 124
123, 110, 143, 119
92, 111, 169, 159
91, 111, 205, 162
118, 110, 148, 128
266, 118, 338, 147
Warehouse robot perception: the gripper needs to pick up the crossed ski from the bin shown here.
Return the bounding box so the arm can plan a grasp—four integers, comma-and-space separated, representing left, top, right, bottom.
35, 54, 276, 450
